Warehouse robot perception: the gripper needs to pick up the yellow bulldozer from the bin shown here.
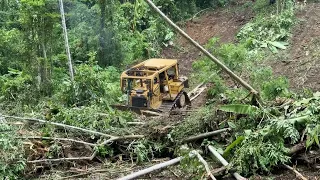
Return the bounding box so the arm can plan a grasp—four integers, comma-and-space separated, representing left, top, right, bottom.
113, 58, 191, 114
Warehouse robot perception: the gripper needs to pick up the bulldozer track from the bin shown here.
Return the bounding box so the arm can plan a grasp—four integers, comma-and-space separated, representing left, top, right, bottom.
158, 90, 187, 113
158, 82, 207, 113
136, 83, 207, 116
118, 81, 208, 117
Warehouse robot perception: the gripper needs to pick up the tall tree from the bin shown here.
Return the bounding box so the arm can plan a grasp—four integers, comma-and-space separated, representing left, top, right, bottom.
98, 0, 107, 66
19, 0, 61, 94
59, 0, 74, 81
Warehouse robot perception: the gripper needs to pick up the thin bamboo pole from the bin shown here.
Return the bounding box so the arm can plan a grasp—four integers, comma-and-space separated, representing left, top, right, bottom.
59, 0, 74, 81
117, 157, 183, 180
208, 145, 247, 180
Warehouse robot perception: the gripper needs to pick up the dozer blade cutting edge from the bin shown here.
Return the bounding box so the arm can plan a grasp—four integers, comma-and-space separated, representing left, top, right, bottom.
111, 105, 162, 116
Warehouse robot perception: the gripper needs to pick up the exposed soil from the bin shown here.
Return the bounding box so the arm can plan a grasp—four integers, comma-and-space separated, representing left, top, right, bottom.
161, 6, 253, 76
254, 165, 320, 180
270, 3, 320, 92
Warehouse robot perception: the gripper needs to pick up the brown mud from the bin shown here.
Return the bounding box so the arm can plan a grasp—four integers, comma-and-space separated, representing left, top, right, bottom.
160, 5, 253, 76
270, 3, 320, 92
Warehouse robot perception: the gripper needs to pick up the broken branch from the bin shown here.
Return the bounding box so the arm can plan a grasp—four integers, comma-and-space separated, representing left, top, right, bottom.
27, 135, 144, 164
27, 156, 94, 163
283, 164, 308, 180
20, 136, 96, 147
190, 150, 216, 180
126, 122, 145, 125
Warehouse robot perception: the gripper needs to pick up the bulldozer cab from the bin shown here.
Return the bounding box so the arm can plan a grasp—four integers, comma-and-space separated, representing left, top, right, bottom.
119, 58, 190, 112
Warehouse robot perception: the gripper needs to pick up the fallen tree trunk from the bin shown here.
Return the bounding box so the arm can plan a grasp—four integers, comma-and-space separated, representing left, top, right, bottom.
288, 141, 306, 155
182, 128, 231, 143
117, 157, 183, 180
2, 115, 116, 138
208, 145, 247, 180
2, 115, 144, 141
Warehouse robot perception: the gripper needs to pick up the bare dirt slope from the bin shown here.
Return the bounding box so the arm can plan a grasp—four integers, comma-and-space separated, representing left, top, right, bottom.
270, 3, 320, 92
161, 6, 253, 76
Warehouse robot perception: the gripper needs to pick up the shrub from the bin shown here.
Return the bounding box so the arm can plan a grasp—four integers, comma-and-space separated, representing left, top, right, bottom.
53, 64, 121, 107
0, 123, 26, 179
237, 2, 295, 52
0, 69, 35, 104
250, 67, 289, 100
51, 105, 133, 133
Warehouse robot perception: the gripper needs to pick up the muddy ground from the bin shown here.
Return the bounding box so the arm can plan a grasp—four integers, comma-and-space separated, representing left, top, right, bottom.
269, 3, 320, 92
160, 4, 253, 76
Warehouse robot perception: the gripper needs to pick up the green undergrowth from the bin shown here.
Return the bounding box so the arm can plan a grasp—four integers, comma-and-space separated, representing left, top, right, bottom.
169, 105, 223, 141
0, 0, 317, 178
0, 62, 137, 137
179, 0, 320, 177
190, 0, 298, 102
0, 123, 25, 179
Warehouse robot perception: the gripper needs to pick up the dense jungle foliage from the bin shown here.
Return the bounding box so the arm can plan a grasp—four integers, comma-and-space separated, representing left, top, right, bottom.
1, 0, 320, 179
0, 0, 230, 107
0, 0, 233, 178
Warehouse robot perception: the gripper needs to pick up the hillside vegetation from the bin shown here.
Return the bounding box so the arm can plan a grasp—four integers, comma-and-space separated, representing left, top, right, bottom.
1, 0, 320, 179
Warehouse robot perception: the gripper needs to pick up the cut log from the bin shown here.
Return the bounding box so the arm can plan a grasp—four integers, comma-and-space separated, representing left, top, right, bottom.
288, 141, 306, 155
182, 128, 231, 143
190, 87, 206, 102
117, 157, 183, 180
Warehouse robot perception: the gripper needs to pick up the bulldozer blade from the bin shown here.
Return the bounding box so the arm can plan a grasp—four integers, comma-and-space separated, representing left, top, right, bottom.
111, 105, 143, 114
111, 105, 162, 116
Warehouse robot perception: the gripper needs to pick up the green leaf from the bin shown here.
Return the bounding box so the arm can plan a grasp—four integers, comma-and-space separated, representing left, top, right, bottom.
268, 41, 287, 50
219, 104, 259, 115
314, 134, 320, 147
260, 42, 268, 48
164, 32, 174, 41
287, 115, 310, 123
268, 44, 278, 53
223, 136, 245, 157
306, 136, 314, 148
244, 129, 252, 135
227, 121, 236, 129
294, 98, 313, 106
313, 91, 320, 97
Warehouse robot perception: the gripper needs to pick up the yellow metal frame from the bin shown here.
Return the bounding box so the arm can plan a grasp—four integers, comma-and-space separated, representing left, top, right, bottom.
120, 58, 185, 109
